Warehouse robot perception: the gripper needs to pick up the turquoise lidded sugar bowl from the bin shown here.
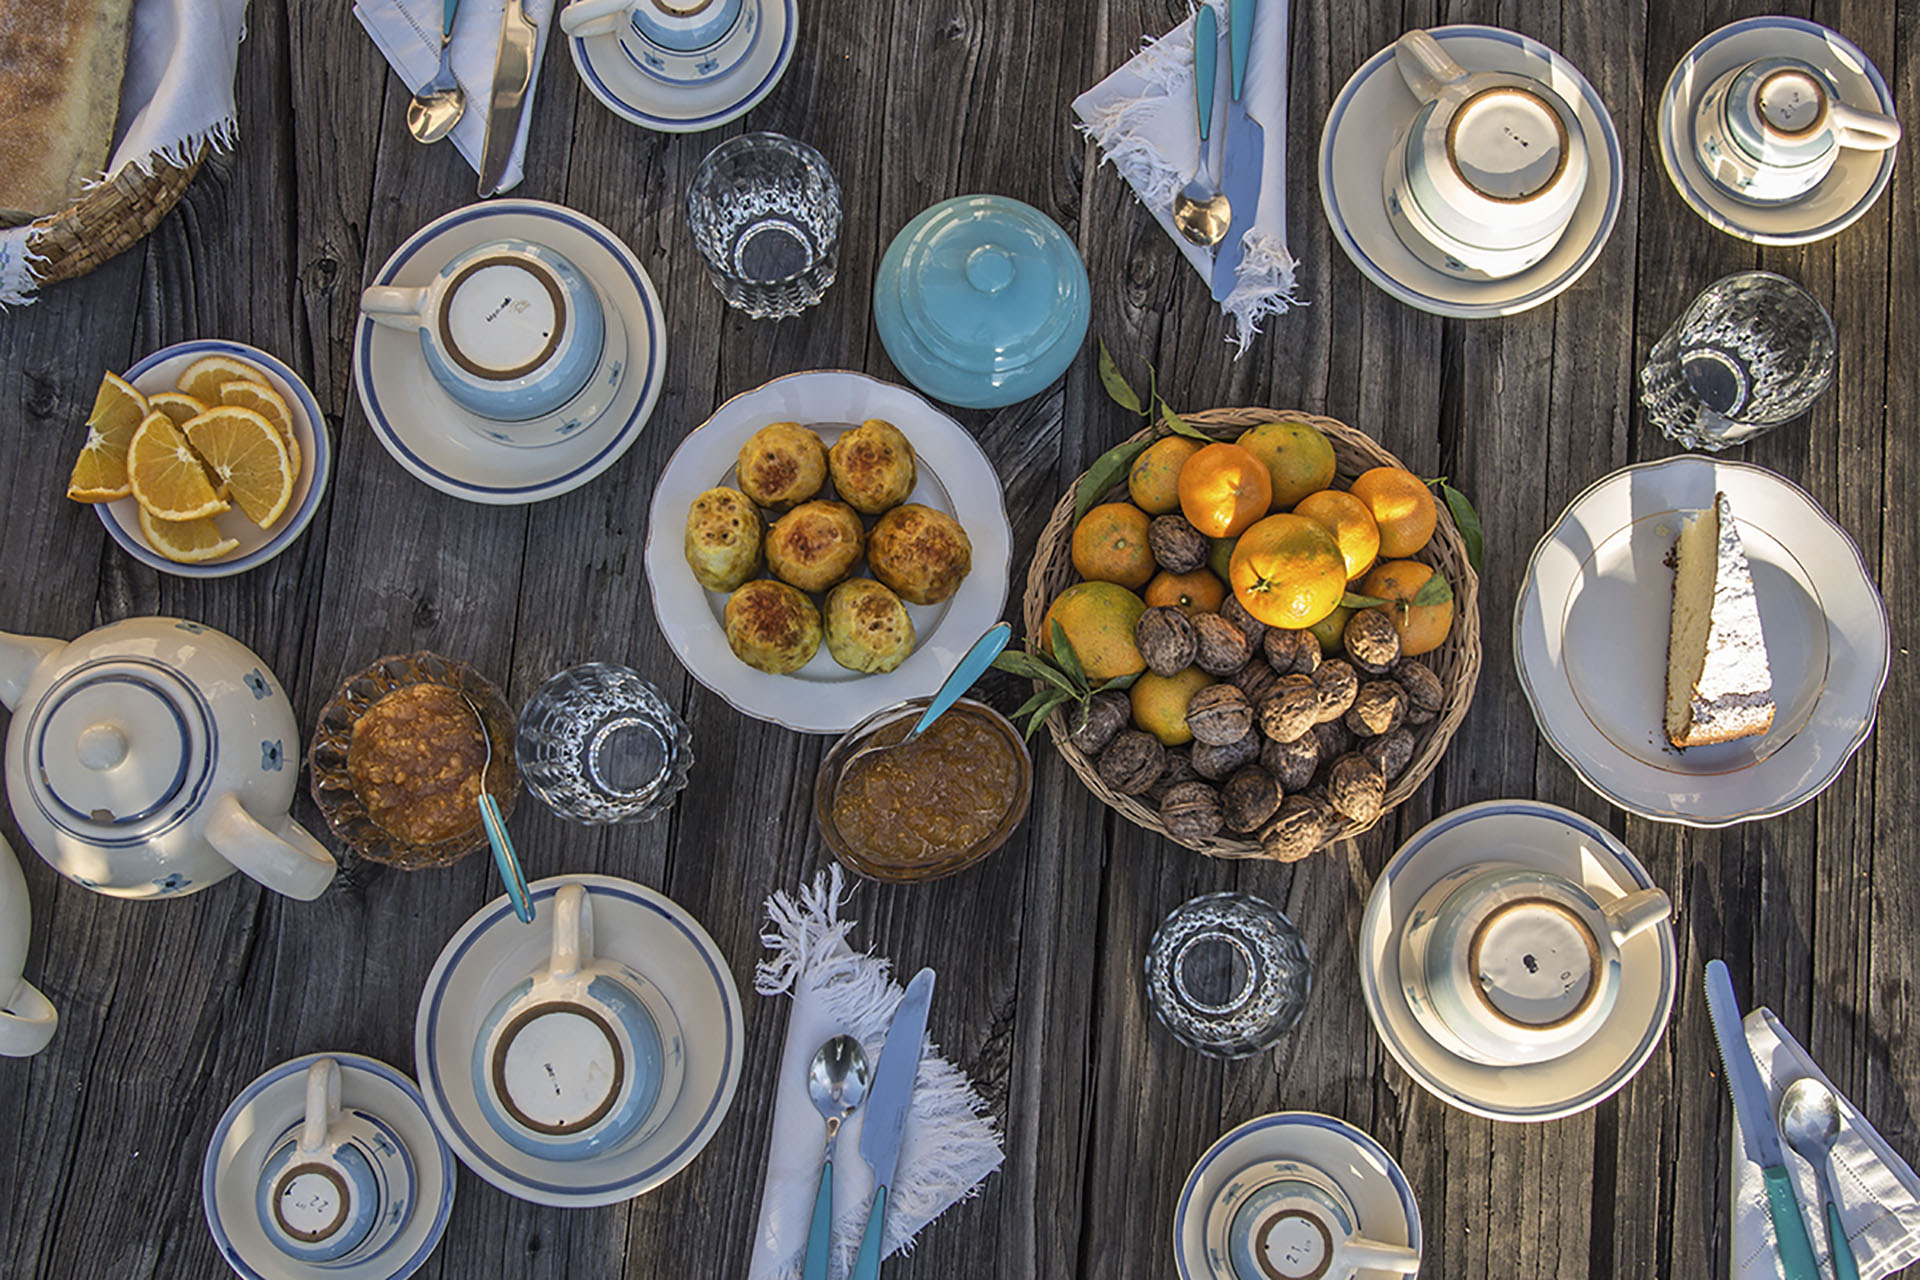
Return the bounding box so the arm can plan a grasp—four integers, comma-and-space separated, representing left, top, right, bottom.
873, 194, 1090, 410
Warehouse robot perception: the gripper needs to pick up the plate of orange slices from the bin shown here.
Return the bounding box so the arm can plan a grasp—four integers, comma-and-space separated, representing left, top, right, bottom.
65, 340, 332, 578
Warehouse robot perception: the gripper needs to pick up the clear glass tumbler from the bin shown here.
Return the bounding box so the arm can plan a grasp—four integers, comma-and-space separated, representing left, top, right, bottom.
1639, 271, 1837, 451
514, 663, 692, 824
685, 132, 841, 319
1144, 893, 1312, 1059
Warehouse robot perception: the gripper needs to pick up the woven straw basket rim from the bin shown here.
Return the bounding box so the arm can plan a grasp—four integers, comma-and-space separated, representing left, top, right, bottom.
19, 147, 206, 288
1022, 408, 1483, 860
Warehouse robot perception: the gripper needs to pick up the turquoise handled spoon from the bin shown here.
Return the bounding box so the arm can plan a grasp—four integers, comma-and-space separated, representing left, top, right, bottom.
840, 622, 1012, 777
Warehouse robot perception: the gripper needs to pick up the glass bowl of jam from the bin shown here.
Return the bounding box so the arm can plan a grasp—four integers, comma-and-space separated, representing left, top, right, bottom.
814, 696, 1032, 882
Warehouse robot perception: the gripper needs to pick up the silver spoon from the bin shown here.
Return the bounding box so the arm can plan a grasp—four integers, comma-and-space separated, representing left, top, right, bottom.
407, 0, 467, 144
1779, 1076, 1861, 1280
838, 623, 1012, 780
1172, 4, 1230, 247
801, 1035, 871, 1280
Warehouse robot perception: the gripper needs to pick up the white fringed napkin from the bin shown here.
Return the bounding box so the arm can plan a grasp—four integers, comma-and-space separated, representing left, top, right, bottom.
1732, 1008, 1920, 1279
1072, 0, 1298, 353
748, 868, 1003, 1280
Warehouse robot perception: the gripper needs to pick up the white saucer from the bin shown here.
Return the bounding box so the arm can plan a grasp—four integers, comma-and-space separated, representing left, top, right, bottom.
352, 200, 666, 505
1514, 457, 1888, 826
202, 1053, 455, 1280
413, 875, 744, 1207
1656, 17, 1897, 245
1174, 1112, 1422, 1280
1319, 25, 1623, 319
569, 0, 796, 132
1358, 801, 1677, 1122
642, 370, 1014, 734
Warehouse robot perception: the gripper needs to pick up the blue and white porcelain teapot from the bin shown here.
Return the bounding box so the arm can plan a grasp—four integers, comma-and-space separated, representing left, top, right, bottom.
1, 618, 336, 901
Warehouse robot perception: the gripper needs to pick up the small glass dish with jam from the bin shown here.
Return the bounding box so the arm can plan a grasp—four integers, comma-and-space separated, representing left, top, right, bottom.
814, 696, 1032, 883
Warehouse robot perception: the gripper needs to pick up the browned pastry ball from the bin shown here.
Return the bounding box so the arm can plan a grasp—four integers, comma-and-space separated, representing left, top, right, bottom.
867, 503, 973, 605
724, 579, 822, 674
828, 419, 917, 514
683, 486, 764, 592
823, 579, 914, 673
765, 500, 865, 593
736, 422, 827, 510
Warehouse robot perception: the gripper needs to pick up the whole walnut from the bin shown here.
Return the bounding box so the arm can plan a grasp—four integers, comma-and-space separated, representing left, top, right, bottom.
1344, 609, 1402, 675
1068, 690, 1131, 755
1159, 780, 1224, 843
1147, 748, 1202, 802
1147, 514, 1209, 574
1264, 626, 1318, 676
1232, 659, 1283, 705
1345, 680, 1408, 737
1310, 659, 1360, 723
1222, 766, 1283, 833
1186, 683, 1254, 747
1407, 703, 1437, 726
1361, 727, 1416, 782
1260, 795, 1344, 862
1191, 733, 1261, 781
1394, 658, 1446, 712
1260, 734, 1320, 792
1136, 606, 1198, 677
1219, 593, 1268, 652
1098, 730, 1165, 795
1193, 612, 1253, 676
1257, 674, 1319, 744
1311, 718, 1356, 761
1324, 753, 1386, 825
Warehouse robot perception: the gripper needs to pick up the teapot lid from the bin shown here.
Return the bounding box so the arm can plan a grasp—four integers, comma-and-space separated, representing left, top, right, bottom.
18, 658, 214, 843
873, 194, 1090, 410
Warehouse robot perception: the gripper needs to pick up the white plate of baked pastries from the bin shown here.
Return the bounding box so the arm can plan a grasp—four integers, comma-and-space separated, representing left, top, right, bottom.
1514, 456, 1888, 825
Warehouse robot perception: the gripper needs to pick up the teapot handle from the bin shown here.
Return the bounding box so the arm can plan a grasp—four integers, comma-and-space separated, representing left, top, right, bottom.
0, 978, 57, 1057
559, 0, 634, 38
1393, 30, 1471, 104
205, 793, 336, 901
1829, 100, 1902, 152
0, 632, 64, 712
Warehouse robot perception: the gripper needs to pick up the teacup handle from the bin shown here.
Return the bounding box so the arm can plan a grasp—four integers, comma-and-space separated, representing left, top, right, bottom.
300, 1058, 342, 1156
1600, 887, 1671, 948
359, 285, 433, 332
204, 793, 338, 901
559, 0, 636, 38
1829, 100, 1902, 152
0, 978, 58, 1057
1337, 1235, 1423, 1274
1393, 29, 1471, 103
550, 882, 593, 980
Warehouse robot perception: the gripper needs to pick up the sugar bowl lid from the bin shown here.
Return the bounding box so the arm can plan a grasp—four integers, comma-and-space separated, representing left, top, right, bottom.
873, 194, 1090, 410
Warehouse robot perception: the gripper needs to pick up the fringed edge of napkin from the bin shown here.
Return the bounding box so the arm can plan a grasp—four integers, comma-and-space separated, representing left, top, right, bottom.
755, 867, 1005, 1277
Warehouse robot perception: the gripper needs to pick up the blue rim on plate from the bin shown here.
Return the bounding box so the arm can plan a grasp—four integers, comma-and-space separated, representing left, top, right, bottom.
413, 876, 742, 1205
201, 1052, 456, 1280
1319, 25, 1624, 319
570, 0, 796, 132
1173, 1112, 1422, 1280
107, 341, 333, 578
353, 201, 665, 504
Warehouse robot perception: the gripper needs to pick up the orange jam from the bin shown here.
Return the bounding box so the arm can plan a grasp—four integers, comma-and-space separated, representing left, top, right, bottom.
830, 707, 1021, 869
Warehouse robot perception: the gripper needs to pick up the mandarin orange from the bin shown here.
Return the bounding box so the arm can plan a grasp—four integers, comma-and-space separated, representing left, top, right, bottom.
1177, 442, 1272, 539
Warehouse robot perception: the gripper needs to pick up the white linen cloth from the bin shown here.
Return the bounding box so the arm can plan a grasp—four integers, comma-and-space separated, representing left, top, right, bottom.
353, 0, 556, 195
1732, 1008, 1920, 1279
748, 868, 1003, 1280
0, 0, 249, 306
1071, 0, 1298, 353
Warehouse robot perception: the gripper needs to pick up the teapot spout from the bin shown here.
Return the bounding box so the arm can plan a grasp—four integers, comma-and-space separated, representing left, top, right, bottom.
0, 633, 64, 711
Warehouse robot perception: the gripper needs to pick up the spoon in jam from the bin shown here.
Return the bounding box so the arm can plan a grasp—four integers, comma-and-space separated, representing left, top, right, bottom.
461, 690, 531, 923
839, 623, 1012, 779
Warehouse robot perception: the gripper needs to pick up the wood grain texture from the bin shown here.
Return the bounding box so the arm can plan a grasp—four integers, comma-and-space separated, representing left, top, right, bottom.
0, 0, 1915, 1276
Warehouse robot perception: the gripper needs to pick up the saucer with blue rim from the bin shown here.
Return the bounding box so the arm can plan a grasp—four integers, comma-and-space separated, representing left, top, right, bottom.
202, 1053, 455, 1280
413, 874, 744, 1208
568, 0, 796, 133
1174, 1112, 1421, 1280
1319, 25, 1623, 319
1655, 16, 1898, 245
352, 200, 665, 505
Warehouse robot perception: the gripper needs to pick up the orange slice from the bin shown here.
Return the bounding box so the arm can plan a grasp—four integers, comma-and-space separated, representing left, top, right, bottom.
148, 391, 207, 428
138, 508, 239, 564
66, 372, 149, 502
184, 405, 293, 528
216, 378, 299, 475
175, 354, 266, 405
128, 412, 229, 520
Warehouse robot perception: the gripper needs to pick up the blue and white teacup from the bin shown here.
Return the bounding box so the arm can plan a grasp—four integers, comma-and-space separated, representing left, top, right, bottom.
1399, 862, 1670, 1066
472, 881, 685, 1161
1208, 1159, 1420, 1280
559, 0, 760, 85
360, 239, 608, 439
1694, 56, 1902, 205
254, 1057, 416, 1265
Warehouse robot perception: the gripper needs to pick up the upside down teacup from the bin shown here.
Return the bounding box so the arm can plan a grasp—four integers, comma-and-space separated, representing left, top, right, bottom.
254, 1058, 416, 1265
1384, 29, 1590, 281
471, 881, 685, 1161
1208, 1159, 1421, 1280
1694, 56, 1902, 205
559, 0, 760, 85
1399, 862, 1670, 1066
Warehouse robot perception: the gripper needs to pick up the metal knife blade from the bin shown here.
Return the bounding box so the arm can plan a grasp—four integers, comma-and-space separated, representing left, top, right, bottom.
478, 0, 537, 197
850, 968, 934, 1280
1210, 0, 1263, 301
1704, 960, 1821, 1280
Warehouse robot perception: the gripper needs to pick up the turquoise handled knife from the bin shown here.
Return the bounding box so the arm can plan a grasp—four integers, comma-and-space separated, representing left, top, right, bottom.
849, 969, 935, 1280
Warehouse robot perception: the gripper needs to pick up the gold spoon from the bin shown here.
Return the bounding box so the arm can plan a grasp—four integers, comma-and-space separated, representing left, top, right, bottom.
407, 0, 467, 144
1172, 5, 1231, 247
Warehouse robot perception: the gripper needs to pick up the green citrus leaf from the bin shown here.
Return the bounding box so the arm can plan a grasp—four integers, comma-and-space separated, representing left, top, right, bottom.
1411, 571, 1454, 608
1012, 686, 1060, 721
1074, 437, 1151, 522
1095, 672, 1141, 693
992, 650, 1081, 697
1438, 480, 1484, 573
1050, 619, 1090, 690
1097, 338, 1143, 415
1159, 402, 1210, 441
1025, 692, 1073, 739
1341, 591, 1390, 610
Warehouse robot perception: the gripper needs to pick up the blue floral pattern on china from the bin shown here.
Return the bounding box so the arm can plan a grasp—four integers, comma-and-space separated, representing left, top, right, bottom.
244, 669, 271, 700
262, 740, 284, 771
175, 621, 207, 634
153, 873, 192, 893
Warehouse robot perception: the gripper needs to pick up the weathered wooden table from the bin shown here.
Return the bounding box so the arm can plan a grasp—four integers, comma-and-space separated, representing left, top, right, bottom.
2, 0, 1912, 1275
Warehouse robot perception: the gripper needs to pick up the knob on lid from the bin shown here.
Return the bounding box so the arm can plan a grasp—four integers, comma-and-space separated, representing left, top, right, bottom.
23, 660, 212, 835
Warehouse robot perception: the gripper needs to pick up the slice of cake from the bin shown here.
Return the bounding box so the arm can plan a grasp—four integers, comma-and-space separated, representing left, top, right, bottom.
1665, 491, 1774, 748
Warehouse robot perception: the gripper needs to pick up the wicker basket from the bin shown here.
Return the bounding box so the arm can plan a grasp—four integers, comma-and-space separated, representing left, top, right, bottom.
15, 148, 206, 288
1023, 409, 1482, 859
